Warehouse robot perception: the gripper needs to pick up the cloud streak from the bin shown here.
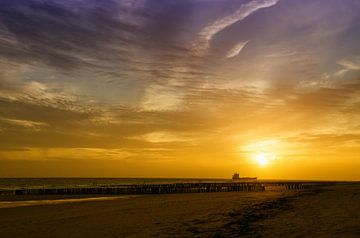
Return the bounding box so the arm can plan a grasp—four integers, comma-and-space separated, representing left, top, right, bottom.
338, 58, 360, 71
194, 0, 279, 55
226, 40, 249, 58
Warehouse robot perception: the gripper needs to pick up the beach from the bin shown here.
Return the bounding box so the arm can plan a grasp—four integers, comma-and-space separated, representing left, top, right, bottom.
0, 184, 359, 237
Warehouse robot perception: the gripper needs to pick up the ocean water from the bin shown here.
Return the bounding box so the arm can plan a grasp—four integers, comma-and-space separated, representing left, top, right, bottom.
0, 178, 231, 190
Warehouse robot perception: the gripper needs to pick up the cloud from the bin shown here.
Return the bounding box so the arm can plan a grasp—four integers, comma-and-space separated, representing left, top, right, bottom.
0, 0, 147, 70
0, 117, 47, 131
265, 51, 297, 58
337, 58, 360, 71
137, 131, 188, 143
333, 58, 360, 77
226, 40, 249, 58
194, 0, 279, 55
0, 80, 92, 112
141, 84, 185, 111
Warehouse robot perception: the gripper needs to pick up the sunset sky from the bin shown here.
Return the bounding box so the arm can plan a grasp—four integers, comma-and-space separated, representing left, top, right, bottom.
0, 0, 360, 180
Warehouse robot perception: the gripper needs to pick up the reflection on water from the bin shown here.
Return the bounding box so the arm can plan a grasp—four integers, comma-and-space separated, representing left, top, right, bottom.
0, 196, 133, 209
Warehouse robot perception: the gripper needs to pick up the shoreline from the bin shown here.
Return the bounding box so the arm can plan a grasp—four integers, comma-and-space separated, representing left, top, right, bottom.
0, 184, 359, 237
0, 196, 136, 209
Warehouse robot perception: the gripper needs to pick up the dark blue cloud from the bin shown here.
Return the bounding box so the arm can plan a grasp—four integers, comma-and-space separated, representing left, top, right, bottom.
0, 0, 146, 69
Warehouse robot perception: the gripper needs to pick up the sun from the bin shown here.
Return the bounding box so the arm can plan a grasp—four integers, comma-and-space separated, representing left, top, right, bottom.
242, 140, 281, 167
255, 153, 269, 167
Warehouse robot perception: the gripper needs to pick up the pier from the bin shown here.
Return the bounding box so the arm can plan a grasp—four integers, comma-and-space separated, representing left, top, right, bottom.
0, 182, 322, 196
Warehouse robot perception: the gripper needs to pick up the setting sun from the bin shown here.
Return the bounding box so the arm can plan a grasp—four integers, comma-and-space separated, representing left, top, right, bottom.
254, 153, 269, 167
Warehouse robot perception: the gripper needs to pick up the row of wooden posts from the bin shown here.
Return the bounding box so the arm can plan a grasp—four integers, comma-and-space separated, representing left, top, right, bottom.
0, 182, 316, 196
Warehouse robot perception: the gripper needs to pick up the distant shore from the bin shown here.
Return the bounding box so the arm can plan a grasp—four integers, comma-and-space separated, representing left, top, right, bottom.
0, 183, 359, 237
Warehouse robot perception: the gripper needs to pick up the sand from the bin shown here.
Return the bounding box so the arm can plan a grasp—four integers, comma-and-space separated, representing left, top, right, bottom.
0, 184, 359, 237
258, 184, 360, 238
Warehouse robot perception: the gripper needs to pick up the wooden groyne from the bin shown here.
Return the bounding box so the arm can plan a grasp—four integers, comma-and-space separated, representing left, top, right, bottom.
0, 182, 320, 196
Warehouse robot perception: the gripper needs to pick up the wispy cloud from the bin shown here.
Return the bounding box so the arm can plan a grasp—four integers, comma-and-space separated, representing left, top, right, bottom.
0, 117, 47, 130
335, 58, 360, 77
0, 80, 92, 112
226, 41, 249, 58
136, 131, 188, 143
265, 51, 297, 58
338, 58, 360, 71
141, 85, 185, 111
194, 0, 279, 55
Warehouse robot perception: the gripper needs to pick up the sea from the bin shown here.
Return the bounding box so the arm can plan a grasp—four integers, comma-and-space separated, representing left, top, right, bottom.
0, 178, 231, 190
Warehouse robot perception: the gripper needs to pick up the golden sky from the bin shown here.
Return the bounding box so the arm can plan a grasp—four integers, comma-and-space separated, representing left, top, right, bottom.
0, 0, 360, 180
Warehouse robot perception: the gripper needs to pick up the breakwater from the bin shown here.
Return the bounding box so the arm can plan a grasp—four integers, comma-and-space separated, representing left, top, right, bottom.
0, 182, 320, 196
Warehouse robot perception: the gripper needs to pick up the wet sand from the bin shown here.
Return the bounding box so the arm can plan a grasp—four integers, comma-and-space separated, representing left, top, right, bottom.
258, 184, 360, 238
0, 184, 359, 237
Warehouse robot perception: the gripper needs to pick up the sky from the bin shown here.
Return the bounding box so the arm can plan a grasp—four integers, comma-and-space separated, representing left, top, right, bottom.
0, 0, 360, 180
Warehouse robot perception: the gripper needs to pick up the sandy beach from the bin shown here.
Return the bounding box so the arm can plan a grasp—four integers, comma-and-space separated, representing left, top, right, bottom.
0, 184, 359, 238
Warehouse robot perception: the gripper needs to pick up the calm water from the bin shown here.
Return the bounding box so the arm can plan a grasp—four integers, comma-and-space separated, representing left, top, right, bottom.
0, 178, 231, 190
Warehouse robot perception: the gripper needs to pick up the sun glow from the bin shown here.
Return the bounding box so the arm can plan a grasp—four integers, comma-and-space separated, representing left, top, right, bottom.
255, 153, 269, 167
242, 139, 283, 167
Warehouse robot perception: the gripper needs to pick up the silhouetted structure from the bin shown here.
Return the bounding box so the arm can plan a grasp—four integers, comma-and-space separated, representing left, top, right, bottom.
232, 172, 257, 181
0, 182, 322, 196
